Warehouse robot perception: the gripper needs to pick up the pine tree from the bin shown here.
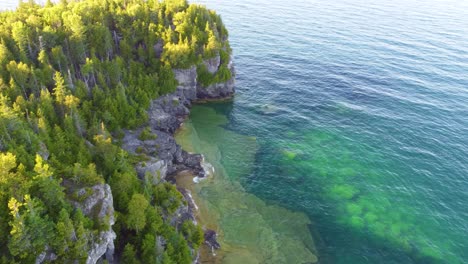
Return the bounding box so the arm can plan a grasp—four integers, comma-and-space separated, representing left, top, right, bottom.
127, 194, 149, 232
53, 209, 74, 257
122, 244, 141, 264
52, 71, 67, 105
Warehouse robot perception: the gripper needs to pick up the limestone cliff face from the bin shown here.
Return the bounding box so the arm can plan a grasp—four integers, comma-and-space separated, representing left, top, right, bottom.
120, 56, 234, 262
197, 56, 236, 99
73, 184, 116, 264
122, 56, 235, 182
203, 55, 221, 74
67, 56, 234, 264
36, 184, 116, 264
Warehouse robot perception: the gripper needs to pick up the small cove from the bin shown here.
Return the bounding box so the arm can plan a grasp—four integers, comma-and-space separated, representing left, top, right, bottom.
175, 104, 318, 264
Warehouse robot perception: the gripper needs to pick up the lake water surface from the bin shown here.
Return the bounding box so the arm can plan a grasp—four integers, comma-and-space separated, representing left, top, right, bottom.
181, 0, 468, 263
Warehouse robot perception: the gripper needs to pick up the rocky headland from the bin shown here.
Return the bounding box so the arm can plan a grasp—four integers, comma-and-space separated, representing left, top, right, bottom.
38, 55, 235, 264
120, 54, 235, 262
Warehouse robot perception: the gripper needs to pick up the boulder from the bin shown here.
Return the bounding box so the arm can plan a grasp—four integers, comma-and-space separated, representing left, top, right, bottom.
204, 229, 221, 250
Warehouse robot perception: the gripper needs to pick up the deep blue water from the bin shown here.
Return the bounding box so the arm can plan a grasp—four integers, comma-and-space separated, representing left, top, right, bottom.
190, 0, 468, 263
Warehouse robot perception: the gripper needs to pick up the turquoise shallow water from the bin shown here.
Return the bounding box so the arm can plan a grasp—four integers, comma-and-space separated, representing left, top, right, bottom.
188, 0, 468, 263
3, 0, 468, 263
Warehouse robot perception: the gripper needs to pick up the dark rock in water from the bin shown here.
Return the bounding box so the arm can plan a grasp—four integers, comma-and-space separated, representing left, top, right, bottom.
204, 229, 221, 250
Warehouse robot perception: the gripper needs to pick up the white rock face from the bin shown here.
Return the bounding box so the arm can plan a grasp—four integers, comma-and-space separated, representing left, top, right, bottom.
137, 158, 168, 184
174, 66, 197, 87
73, 184, 116, 264
35, 247, 56, 264
197, 57, 235, 99
203, 55, 221, 74
86, 228, 116, 264
173, 66, 198, 101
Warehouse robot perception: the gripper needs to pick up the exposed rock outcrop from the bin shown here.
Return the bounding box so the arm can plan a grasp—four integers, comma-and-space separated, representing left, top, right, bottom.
172, 188, 198, 228
123, 57, 235, 181
120, 56, 234, 262
35, 247, 57, 264
57, 56, 234, 264
37, 184, 116, 264
153, 40, 164, 58
203, 55, 221, 74
72, 184, 116, 264
122, 128, 207, 181
197, 58, 235, 99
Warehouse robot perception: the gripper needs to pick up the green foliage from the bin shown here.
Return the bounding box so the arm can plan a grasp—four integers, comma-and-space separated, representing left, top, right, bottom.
153, 182, 184, 215
0, 0, 231, 262
196, 53, 232, 87
127, 194, 149, 232
196, 64, 214, 87
139, 127, 157, 141
181, 220, 204, 250
8, 195, 53, 261
158, 64, 178, 94
216, 64, 232, 83
122, 243, 141, 264
108, 171, 140, 212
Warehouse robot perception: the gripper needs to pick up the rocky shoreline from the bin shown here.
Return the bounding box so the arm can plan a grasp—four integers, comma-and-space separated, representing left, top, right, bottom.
123, 57, 234, 180
61, 55, 234, 264
58, 53, 235, 264
120, 55, 235, 262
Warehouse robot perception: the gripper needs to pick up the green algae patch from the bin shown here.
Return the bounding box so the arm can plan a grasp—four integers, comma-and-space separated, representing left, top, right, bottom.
329, 184, 359, 200
175, 105, 318, 264
273, 129, 460, 263
282, 149, 298, 160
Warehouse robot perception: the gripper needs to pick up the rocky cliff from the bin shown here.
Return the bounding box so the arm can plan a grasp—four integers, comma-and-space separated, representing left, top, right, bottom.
198, 57, 235, 99
36, 184, 116, 264
123, 54, 235, 182
62, 54, 235, 264
119, 55, 234, 262
52, 55, 235, 264
72, 184, 116, 264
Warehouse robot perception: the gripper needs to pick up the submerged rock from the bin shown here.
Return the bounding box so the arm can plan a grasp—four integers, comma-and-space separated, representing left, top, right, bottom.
173, 106, 320, 264
259, 103, 280, 114
204, 229, 221, 251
